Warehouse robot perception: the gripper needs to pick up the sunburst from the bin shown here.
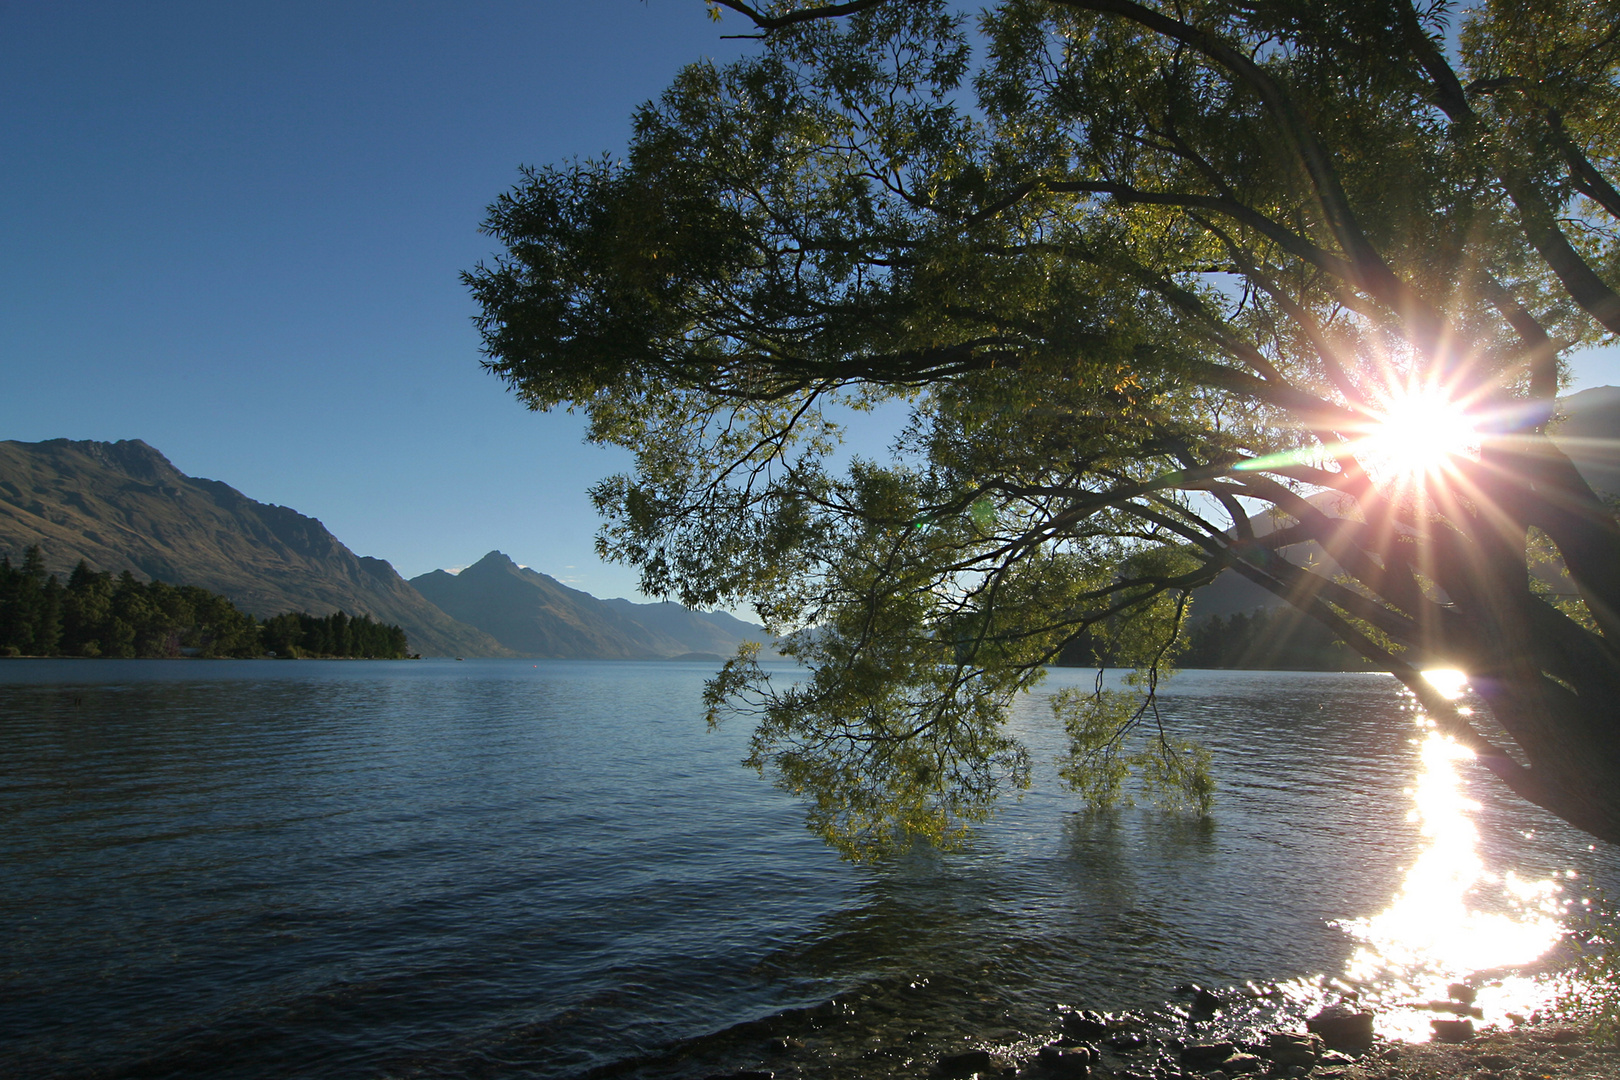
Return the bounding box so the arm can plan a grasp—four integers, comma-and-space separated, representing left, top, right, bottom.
1355, 386, 1481, 482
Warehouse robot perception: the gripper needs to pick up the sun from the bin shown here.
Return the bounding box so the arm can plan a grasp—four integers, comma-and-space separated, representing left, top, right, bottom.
1357, 387, 1480, 479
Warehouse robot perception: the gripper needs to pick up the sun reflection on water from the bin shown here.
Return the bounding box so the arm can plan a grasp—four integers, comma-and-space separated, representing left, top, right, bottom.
1316, 670, 1570, 1041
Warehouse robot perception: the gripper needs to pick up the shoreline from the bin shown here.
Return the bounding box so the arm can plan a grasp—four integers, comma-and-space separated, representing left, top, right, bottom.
1345, 1023, 1618, 1080
908, 1006, 1620, 1080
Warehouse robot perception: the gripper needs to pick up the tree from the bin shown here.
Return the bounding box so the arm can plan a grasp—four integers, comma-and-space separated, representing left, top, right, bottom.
466, 0, 1620, 856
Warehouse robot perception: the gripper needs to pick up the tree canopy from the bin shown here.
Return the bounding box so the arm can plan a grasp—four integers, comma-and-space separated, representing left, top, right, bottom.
467, 0, 1620, 857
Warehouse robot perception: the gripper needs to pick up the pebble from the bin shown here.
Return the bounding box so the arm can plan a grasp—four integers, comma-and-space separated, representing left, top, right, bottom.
938, 1048, 993, 1076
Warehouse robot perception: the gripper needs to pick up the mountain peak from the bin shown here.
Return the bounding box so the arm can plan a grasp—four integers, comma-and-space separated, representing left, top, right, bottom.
410, 556, 772, 660
458, 550, 534, 578
0, 438, 512, 658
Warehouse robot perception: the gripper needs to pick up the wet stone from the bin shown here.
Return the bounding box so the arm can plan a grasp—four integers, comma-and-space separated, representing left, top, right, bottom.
1432, 1019, 1477, 1044
1040, 1042, 1099, 1076
1307, 1007, 1375, 1051
1182, 1042, 1238, 1068
1063, 1010, 1112, 1041
1449, 983, 1479, 1005
1219, 1053, 1265, 1075
1267, 1031, 1324, 1068
940, 1048, 994, 1076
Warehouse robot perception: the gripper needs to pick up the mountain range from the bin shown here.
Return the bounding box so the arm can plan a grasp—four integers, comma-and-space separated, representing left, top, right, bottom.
411, 552, 771, 660
0, 439, 510, 657
0, 439, 770, 660
5, 390, 1616, 658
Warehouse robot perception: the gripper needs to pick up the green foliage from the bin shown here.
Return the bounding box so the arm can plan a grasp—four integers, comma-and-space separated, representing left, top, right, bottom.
471, 0, 1620, 851
1527, 526, 1600, 633
1559, 891, 1620, 1048
0, 547, 411, 660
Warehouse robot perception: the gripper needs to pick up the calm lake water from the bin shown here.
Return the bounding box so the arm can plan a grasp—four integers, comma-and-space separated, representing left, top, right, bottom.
2, 660, 1616, 1079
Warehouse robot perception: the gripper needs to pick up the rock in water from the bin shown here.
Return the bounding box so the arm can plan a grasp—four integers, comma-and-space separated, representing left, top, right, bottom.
938, 1048, 993, 1076
1266, 1031, 1324, 1068
1038, 1043, 1093, 1077
1061, 1009, 1111, 1040
1307, 1006, 1375, 1050
1182, 1042, 1238, 1068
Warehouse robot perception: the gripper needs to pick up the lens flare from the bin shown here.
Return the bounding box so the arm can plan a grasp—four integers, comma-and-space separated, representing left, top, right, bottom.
1357, 388, 1480, 480
1420, 668, 1469, 701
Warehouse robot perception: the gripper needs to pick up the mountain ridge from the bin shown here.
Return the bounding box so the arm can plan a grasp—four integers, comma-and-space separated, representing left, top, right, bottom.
0, 438, 511, 657
410, 551, 773, 660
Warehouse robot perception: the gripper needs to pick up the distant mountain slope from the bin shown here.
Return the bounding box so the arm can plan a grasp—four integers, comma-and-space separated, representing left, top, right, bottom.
411, 551, 773, 659
0, 439, 511, 658
598, 598, 770, 657
1554, 384, 1620, 496
1187, 385, 1620, 623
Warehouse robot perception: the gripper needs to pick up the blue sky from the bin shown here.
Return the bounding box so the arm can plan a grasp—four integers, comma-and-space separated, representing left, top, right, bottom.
0, 1, 756, 598
4, 1, 1618, 601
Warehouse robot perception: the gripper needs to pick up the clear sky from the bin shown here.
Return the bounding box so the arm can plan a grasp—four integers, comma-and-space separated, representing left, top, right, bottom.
4, 2, 1618, 600
0, 1, 757, 599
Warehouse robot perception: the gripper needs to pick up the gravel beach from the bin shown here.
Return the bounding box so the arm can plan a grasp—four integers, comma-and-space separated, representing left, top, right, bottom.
1315, 1025, 1619, 1080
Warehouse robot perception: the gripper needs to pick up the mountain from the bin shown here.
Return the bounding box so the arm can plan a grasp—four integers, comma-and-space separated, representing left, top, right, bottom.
1554, 384, 1620, 496
0, 438, 511, 658
410, 551, 773, 659
598, 598, 770, 658
1186, 386, 1620, 623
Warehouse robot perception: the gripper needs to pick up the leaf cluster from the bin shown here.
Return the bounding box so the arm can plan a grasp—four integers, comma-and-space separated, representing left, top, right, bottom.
470, 0, 1620, 852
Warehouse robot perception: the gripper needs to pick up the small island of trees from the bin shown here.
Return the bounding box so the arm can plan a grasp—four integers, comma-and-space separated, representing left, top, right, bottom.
0, 546, 411, 659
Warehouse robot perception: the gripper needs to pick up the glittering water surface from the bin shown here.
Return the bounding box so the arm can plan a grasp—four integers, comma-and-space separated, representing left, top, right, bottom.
1, 660, 1614, 1079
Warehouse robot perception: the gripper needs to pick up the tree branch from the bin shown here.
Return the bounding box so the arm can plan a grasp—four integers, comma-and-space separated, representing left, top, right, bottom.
708, 0, 889, 32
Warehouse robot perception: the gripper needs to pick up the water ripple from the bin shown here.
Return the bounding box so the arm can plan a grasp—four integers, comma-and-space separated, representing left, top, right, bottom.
1, 661, 1614, 1079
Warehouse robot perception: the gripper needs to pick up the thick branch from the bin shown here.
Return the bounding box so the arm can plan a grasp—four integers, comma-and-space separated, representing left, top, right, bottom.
1048, 0, 1434, 337
708, 0, 888, 32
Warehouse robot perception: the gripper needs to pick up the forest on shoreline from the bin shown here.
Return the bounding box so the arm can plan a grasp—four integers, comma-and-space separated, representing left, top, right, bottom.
0, 546, 411, 659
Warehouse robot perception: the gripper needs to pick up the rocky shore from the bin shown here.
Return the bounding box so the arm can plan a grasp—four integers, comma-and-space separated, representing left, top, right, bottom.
696, 984, 1618, 1080
919, 1003, 1620, 1080
1324, 1024, 1619, 1080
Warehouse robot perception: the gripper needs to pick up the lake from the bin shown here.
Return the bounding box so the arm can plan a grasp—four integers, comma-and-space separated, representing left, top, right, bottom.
2, 660, 1615, 1079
